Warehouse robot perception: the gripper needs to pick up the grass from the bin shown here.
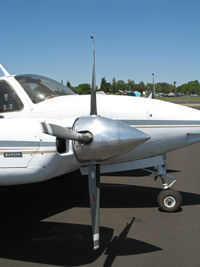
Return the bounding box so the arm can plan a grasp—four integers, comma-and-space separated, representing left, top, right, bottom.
156, 97, 200, 101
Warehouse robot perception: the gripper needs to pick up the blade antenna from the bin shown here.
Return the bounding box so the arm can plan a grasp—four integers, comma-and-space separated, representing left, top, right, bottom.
90, 36, 97, 115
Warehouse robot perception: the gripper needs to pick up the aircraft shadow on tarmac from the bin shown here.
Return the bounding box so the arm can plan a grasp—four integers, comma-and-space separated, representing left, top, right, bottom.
103, 217, 162, 267
0, 170, 199, 266
76, 176, 200, 209
0, 217, 161, 267
102, 168, 180, 177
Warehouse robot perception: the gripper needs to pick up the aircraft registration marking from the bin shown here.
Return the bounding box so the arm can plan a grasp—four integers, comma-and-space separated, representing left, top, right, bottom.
4, 152, 22, 158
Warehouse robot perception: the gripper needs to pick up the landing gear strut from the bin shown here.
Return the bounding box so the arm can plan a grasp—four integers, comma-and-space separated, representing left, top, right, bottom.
144, 154, 182, 212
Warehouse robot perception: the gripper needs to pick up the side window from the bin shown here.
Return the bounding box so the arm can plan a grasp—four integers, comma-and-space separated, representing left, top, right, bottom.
0, 81, 24, 112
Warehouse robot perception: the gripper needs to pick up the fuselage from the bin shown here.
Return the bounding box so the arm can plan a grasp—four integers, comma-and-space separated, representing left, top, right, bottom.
0, 73, 200, 185
31, 93, 200, 158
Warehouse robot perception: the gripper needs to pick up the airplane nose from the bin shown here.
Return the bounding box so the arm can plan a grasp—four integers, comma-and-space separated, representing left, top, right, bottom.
72, 116, 150, 162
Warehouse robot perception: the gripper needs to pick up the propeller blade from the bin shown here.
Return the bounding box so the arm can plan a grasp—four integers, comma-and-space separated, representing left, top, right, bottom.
88, 164, 100, 250
41, 122, 92, 144
90, 36, 97, 116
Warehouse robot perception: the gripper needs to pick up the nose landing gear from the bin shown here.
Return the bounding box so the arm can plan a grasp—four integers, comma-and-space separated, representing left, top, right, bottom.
157, 188, 182, 212
144, 154, 182, 212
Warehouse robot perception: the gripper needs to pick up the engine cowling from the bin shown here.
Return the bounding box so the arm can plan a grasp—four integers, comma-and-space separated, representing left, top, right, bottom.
72, 115, 150, 163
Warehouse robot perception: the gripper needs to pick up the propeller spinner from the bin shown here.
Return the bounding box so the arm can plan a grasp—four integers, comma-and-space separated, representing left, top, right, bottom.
41, 36, 150, 250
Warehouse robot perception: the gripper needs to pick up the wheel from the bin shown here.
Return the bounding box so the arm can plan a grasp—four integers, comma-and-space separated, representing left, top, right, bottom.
157, 189, 182, 212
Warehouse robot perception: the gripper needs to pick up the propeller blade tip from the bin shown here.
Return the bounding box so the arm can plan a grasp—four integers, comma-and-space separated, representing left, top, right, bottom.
93, 233, 99, 250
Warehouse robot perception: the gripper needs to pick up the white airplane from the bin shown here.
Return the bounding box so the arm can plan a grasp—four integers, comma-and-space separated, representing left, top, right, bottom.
0, 37, 200, 250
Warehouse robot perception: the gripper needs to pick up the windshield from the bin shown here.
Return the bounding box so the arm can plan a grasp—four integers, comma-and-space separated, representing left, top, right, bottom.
15, 74, 75, 103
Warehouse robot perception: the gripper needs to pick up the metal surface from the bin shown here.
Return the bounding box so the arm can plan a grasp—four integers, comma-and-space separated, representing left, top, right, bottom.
163, 196, 176, 208
80, 155, 164, 175
90, 36, 97, 116
72, 115, 150, 163
0, 64, 10, 76
88, 164, 100, 250
41, 122, 92, 144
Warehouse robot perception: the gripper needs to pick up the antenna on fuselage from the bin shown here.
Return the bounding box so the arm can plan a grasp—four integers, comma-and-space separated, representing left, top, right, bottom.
0, 65, 10, 76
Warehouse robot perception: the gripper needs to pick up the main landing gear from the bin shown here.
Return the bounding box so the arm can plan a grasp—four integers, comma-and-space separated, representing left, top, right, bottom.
145, 156, 182, 212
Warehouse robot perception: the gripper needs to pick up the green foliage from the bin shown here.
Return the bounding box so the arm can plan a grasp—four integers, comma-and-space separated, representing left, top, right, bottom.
112, 77, 117, 92
137, 81, 146, 93
115, 80, 129, 92
177, 80, 200, 95
74, 83, 91, 94
155, 82, 174, 94
100, 77, 111, 93
127, 79, 135, 91
67, 78, 200, 96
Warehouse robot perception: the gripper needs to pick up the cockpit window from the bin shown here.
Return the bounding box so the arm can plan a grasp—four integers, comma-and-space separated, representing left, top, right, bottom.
15, 74, 75, 104
0, 81, 24, 112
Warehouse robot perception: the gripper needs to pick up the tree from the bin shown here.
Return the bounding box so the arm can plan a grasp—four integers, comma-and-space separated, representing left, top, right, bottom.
137, 81, 145, 93
187, 80, 200, 95
72, 77, 200, 96
127, 79, 136, 91
177, 80, 200, 95
145, 83, 153, 92
115, 80, 129, 93
100, 77, 107, 92
173, 81, 177, 94
112, 77, 116, 86
74, 83, 91, 94
112, 77, 117, 93
100, 77, 112, 93
155, 82, 174, 94
177, 84, 188, 95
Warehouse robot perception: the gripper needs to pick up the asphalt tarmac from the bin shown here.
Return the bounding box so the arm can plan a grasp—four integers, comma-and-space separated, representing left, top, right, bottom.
0, 142, 199, 267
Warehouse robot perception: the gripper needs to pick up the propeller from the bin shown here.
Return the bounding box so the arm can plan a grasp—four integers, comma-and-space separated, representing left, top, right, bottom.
41, 122, 92, 144
88, 36, 100, 249
41, 36, 150, 250
88, 164, 100, 250
42, 36, 101, 250
90, 36, 97, 116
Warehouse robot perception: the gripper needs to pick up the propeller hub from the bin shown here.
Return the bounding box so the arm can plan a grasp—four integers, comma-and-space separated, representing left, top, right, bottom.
72, 115, 150, 163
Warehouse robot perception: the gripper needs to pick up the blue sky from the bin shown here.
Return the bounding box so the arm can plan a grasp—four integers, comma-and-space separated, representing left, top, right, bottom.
1, 0, 199, 87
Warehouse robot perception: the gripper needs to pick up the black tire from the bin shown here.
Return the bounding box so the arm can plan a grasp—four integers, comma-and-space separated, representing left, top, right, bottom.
157, 189, 182, 212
